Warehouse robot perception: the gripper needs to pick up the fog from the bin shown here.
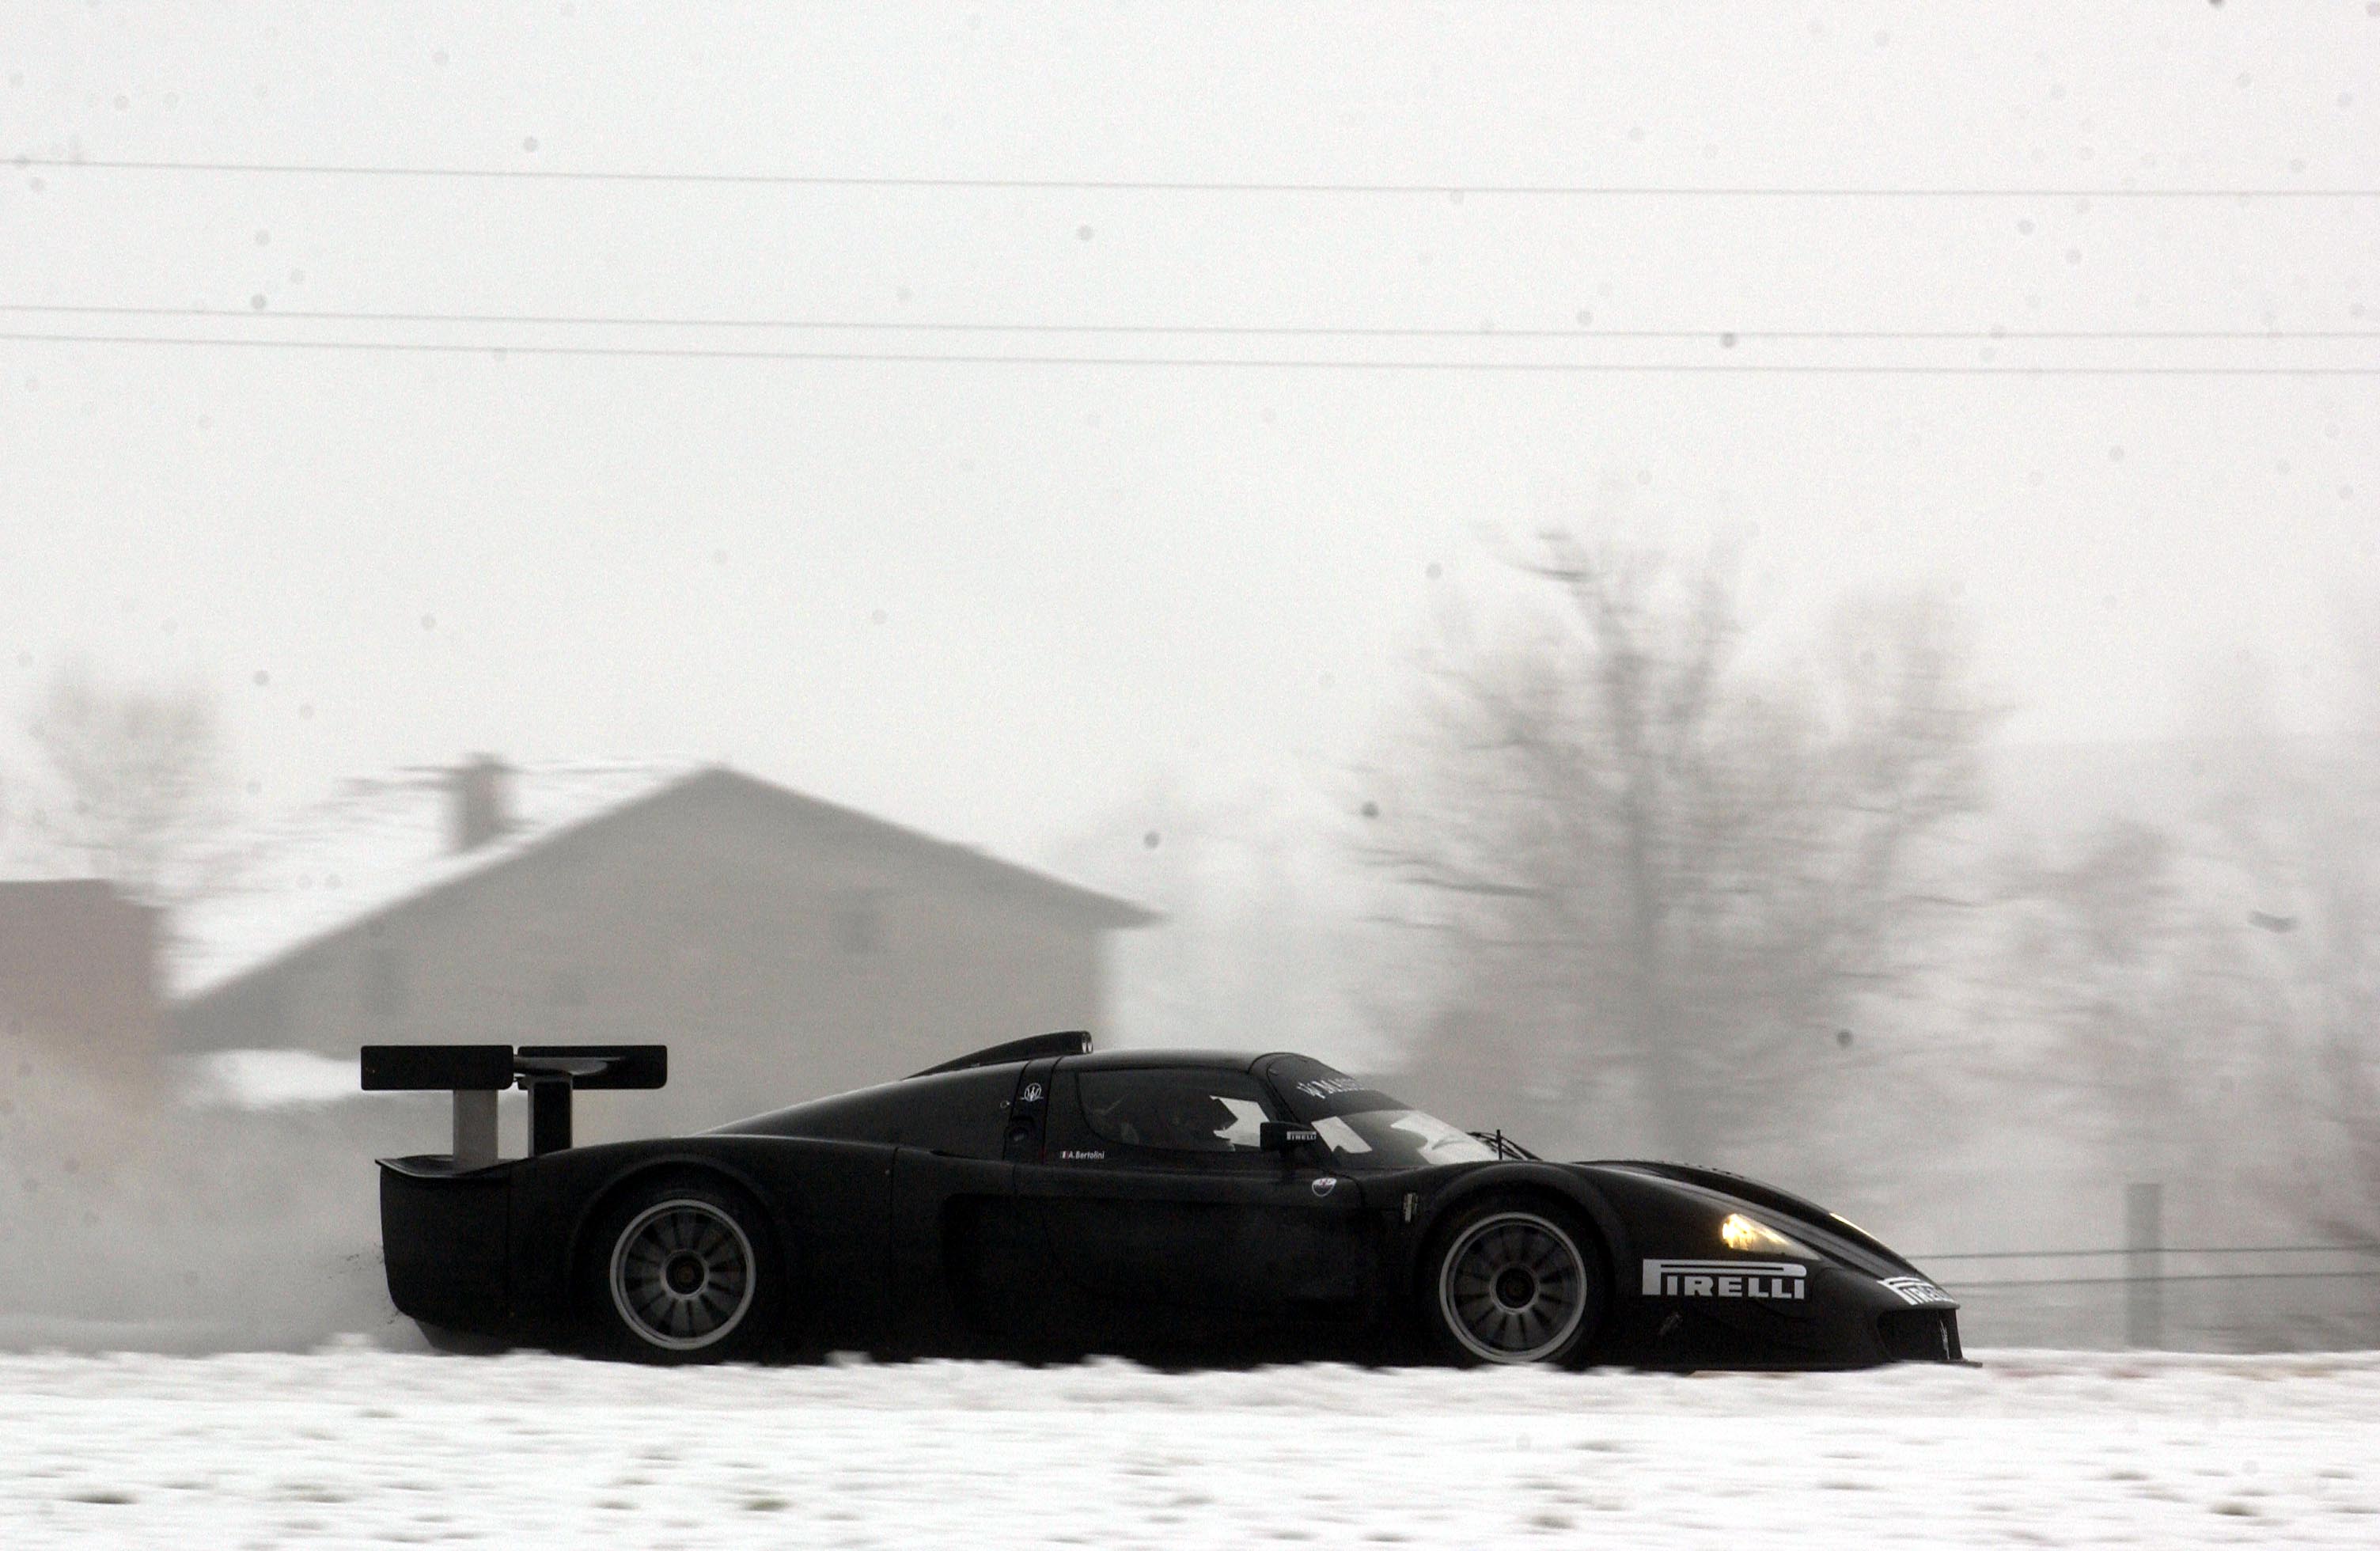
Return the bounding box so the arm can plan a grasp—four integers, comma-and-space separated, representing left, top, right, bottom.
2, 5, 2377, 1354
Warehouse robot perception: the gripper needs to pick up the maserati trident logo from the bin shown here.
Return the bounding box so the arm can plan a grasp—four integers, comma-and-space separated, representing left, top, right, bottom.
1641, 1258, 1807, 1300
1310, 1176, 1338, 1198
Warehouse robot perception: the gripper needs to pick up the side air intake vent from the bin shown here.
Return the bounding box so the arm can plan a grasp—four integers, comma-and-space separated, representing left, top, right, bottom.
1877, 1308, 1963, 1363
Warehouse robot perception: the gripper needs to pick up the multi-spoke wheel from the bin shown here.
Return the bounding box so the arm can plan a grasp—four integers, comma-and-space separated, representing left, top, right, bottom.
1427, 1201, 1605, 1366
587, 1177, 779, 1362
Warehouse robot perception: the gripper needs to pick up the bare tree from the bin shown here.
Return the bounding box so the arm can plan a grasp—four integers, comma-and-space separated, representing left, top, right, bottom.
2321, 639, 2380, 1257
19, 662, 233, 906
1939, 625, 2380, 1346
1980, 819, 2232, 1177
2202, 719, 2380, 1262
2159, 731, 2380, 1345
1359, 532, 1999, 1170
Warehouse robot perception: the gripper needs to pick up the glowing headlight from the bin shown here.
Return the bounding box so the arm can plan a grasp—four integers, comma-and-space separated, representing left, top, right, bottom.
1719, 1212, 1815, 1257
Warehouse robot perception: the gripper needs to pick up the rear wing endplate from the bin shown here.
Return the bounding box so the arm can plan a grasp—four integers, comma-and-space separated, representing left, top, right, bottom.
361, 1043, 666, 1166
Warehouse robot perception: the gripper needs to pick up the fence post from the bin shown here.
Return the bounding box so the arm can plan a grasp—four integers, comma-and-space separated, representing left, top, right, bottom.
2124, 1181, 2164, 1348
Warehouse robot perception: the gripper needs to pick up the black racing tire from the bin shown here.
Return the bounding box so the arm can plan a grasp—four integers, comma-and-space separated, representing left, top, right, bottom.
1420, 1193, 1609, 1367
414, 1321, 512, 1356
582, 1173, 783, 1364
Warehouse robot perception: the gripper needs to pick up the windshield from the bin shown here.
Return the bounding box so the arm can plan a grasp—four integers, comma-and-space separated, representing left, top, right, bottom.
1267, 1057, 1499, 1169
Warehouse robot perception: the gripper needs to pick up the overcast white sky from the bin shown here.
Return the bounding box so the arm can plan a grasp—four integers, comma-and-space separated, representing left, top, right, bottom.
3, 3, 2374, 861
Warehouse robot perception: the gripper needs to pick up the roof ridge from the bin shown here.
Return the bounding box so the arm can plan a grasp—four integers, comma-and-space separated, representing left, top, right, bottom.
170, 760, 1151, 1008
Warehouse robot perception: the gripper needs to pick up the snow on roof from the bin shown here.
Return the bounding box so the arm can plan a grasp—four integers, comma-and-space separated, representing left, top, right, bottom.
168, 760, 707, 1001
168, 759, 1154, 1003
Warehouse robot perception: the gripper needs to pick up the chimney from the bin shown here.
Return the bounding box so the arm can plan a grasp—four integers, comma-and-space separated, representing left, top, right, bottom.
447, 754, 513, 853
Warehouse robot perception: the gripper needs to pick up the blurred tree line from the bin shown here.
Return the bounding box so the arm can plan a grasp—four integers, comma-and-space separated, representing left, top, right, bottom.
2, 660, 231, 908
1969, 696, 2380, 1337
1344, 529, 2378, 1332
1060, 526, 2378, 1342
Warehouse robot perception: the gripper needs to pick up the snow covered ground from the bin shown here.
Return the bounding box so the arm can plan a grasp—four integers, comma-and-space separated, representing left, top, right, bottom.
2, 1348, 2375, 1549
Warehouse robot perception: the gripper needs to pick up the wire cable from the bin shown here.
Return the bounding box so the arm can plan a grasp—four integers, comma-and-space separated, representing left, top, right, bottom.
13, 157, 2380, 199
3, 303, 2373, 343
4, 329, 2372, 375
1950, 1269, 2380, 1290
1918, 1245, 2380, 1261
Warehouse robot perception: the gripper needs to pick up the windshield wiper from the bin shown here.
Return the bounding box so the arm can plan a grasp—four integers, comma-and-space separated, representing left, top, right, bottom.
1471, 1129, 1541, 1162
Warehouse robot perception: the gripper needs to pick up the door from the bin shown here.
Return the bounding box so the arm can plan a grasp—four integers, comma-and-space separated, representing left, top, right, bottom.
886, 1058, 1062, 1353
1017, 1063, 1377, 1349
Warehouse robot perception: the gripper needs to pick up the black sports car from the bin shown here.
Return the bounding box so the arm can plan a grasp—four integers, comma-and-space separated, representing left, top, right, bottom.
362, 1033, 1961, 1367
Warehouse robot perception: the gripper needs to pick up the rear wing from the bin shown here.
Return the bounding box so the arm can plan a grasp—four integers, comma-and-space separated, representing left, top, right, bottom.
360, 1043, 666, 1167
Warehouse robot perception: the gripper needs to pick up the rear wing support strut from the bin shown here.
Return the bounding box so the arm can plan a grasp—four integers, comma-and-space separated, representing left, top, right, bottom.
360, 1044, 668, 1167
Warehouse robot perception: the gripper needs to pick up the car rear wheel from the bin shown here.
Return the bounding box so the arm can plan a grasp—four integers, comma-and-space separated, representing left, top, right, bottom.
1425, 1198, 1605, 1366
587, 1177, 779, 1363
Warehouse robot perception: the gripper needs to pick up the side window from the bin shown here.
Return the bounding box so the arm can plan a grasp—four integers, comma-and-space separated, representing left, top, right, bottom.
1072, 1068, 1276, 1156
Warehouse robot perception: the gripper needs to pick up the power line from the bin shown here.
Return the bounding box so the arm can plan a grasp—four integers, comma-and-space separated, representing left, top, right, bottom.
1920, 1245, 2380, 1261
4, 303, 2373, 343
5, 329, 2372, 374
1952, 1269, 2380, 1290
13, 157, 2379, 199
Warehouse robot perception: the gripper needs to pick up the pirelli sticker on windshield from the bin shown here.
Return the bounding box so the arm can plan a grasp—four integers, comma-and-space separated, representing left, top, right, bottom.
1642, 1259, 1807, 1301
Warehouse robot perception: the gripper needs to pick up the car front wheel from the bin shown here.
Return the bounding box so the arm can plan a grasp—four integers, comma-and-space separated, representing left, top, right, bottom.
1426, 1198, 1605, 1366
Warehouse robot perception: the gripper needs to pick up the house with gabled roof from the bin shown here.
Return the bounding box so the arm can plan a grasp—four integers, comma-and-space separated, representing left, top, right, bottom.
170, 757, 1154, 1135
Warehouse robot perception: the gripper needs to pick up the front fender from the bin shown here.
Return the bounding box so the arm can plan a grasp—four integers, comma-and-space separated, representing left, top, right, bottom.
1394, 1161, 1637, 1298
1567, 1162, 1962, 1368
1588, 1159, 1923, 1278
